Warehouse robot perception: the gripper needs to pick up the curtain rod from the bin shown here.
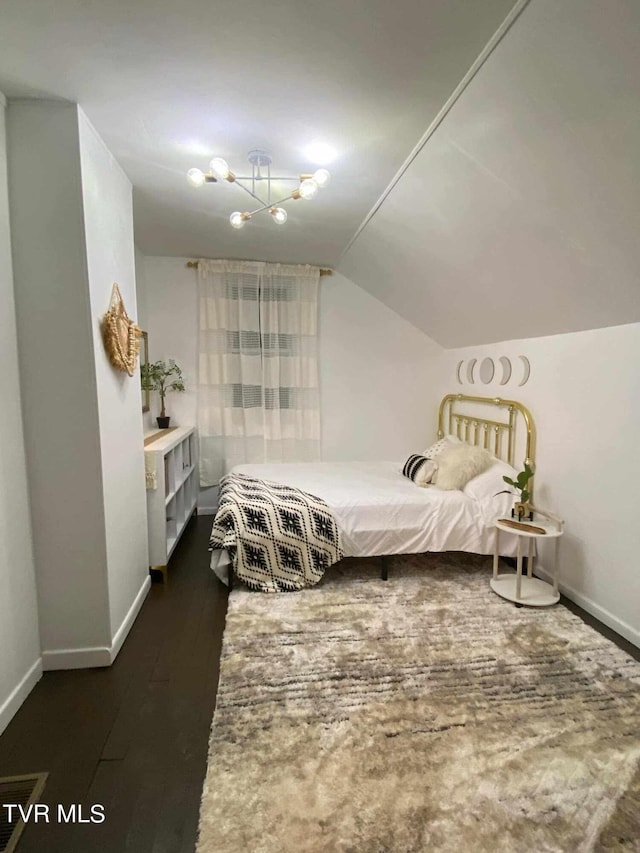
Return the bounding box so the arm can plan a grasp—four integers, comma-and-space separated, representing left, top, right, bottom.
186, 260, 332, 276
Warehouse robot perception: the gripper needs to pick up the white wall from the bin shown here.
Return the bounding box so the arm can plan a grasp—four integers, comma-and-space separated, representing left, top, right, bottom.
319, 272, 441, 459
137, 257, 198, 432
8, 100, 149, 669
0, 93, 41, 736
137, 257, 440, 510
79, 113, 149, 641
8, 100, 111, 660
432, 323, 640, 646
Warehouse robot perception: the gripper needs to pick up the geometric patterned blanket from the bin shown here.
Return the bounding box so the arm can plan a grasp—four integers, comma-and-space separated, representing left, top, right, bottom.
209, 473, 344, 593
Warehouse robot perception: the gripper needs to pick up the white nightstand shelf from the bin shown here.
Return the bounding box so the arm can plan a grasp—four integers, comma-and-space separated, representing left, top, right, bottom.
491, 512, 564, 607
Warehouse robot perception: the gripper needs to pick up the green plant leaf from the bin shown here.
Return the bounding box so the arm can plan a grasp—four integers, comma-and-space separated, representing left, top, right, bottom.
139, 359, 186, 396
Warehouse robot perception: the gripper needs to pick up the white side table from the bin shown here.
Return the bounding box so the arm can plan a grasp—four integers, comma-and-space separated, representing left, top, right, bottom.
490, 515, 564, 607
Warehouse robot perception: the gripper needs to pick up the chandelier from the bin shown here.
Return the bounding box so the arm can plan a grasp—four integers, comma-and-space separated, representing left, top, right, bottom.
186, 149, 330, 229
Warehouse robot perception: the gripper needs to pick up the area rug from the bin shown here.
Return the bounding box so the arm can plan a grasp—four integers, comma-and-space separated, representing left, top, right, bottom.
197, 553, 640, 853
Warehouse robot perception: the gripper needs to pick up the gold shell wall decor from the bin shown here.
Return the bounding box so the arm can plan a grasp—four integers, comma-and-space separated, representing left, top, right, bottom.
101, 283, 141, 377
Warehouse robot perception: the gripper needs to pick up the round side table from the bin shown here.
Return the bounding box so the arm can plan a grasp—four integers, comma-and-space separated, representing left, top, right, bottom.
491, 519, 563, 606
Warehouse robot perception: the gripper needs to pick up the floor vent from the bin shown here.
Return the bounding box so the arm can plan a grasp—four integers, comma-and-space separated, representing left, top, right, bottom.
0, 773, 48, 853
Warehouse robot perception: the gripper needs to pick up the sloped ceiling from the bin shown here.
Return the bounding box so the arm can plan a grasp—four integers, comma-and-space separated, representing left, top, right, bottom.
339, 0, 640, 346
1, 0, 638, 346
0, 0, 516, 266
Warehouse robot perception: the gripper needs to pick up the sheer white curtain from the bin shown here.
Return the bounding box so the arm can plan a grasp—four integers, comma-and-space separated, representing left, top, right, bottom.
197, 259, 321, 487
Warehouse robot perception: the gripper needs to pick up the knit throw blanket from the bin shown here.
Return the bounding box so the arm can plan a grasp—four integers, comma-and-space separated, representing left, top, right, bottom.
209, 474, 343, 592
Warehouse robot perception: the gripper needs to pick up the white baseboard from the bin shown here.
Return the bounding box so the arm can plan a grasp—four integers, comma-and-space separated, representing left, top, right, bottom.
536, 566, 640, 649
110, 575, 151, 662
196, 506, 217, 515
42, 646, 112, 670
43, 576, 152, 671
0, 658, 42, 737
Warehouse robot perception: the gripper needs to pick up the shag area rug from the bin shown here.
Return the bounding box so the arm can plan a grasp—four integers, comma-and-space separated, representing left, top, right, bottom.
197, 553, 640, 853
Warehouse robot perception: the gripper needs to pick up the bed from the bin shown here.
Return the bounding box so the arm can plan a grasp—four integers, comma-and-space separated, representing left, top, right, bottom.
210, 393, 536, 587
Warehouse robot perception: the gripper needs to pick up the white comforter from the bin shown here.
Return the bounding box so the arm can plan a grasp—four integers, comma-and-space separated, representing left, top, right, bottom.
223, 461, 518, 559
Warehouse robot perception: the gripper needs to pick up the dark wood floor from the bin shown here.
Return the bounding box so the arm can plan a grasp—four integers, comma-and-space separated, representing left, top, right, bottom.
1, 525, 638, 853
0, 516, 228, 853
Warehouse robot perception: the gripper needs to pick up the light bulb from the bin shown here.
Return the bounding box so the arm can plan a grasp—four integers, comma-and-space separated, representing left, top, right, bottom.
313, 168, 330, 188
186, 168, 206, 187
270, 207, 287, 225
303, 141, 338, 164
230, 211, 246, 229
299, 178, 319, 200
210, 157, 230, 180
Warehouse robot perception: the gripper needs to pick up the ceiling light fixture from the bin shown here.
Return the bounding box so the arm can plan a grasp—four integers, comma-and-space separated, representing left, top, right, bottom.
186, 149, 330, 229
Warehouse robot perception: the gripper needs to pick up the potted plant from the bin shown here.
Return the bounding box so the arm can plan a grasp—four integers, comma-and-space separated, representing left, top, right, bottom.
496, 462, 534, 520
141, 359, 185, 428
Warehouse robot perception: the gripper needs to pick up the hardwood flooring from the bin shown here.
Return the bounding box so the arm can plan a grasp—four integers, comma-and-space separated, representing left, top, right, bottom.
0, 524, 637, 852
0, 516, 228, 853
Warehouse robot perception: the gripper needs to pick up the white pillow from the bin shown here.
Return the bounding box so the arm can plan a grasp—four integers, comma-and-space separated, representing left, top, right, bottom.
463, 459, 519, 501
431, 443, 493, 491
422, 434, 461, 459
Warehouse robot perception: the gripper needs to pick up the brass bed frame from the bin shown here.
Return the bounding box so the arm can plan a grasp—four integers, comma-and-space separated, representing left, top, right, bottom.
437, 393, 535, 474
379, 393, 537, 582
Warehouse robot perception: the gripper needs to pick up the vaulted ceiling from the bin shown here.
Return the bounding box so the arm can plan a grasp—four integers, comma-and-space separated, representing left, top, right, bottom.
0, 0, 638, 347
340, 0, 640, 345
0, 0, 515, 266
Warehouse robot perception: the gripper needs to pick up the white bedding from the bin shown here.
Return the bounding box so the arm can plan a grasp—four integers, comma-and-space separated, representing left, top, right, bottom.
211, 461, 519, 579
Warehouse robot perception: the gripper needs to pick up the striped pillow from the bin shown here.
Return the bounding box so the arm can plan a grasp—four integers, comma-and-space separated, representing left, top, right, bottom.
402, 454, 437, 487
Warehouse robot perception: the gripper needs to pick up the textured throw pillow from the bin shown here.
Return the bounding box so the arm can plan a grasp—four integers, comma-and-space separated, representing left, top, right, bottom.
431, 443, 492, 491
422, 434, 461, 459
402, 454, 438, 487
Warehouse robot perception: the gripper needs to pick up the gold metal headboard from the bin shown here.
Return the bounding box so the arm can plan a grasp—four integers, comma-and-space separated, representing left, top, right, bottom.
437, 394, 536, 473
